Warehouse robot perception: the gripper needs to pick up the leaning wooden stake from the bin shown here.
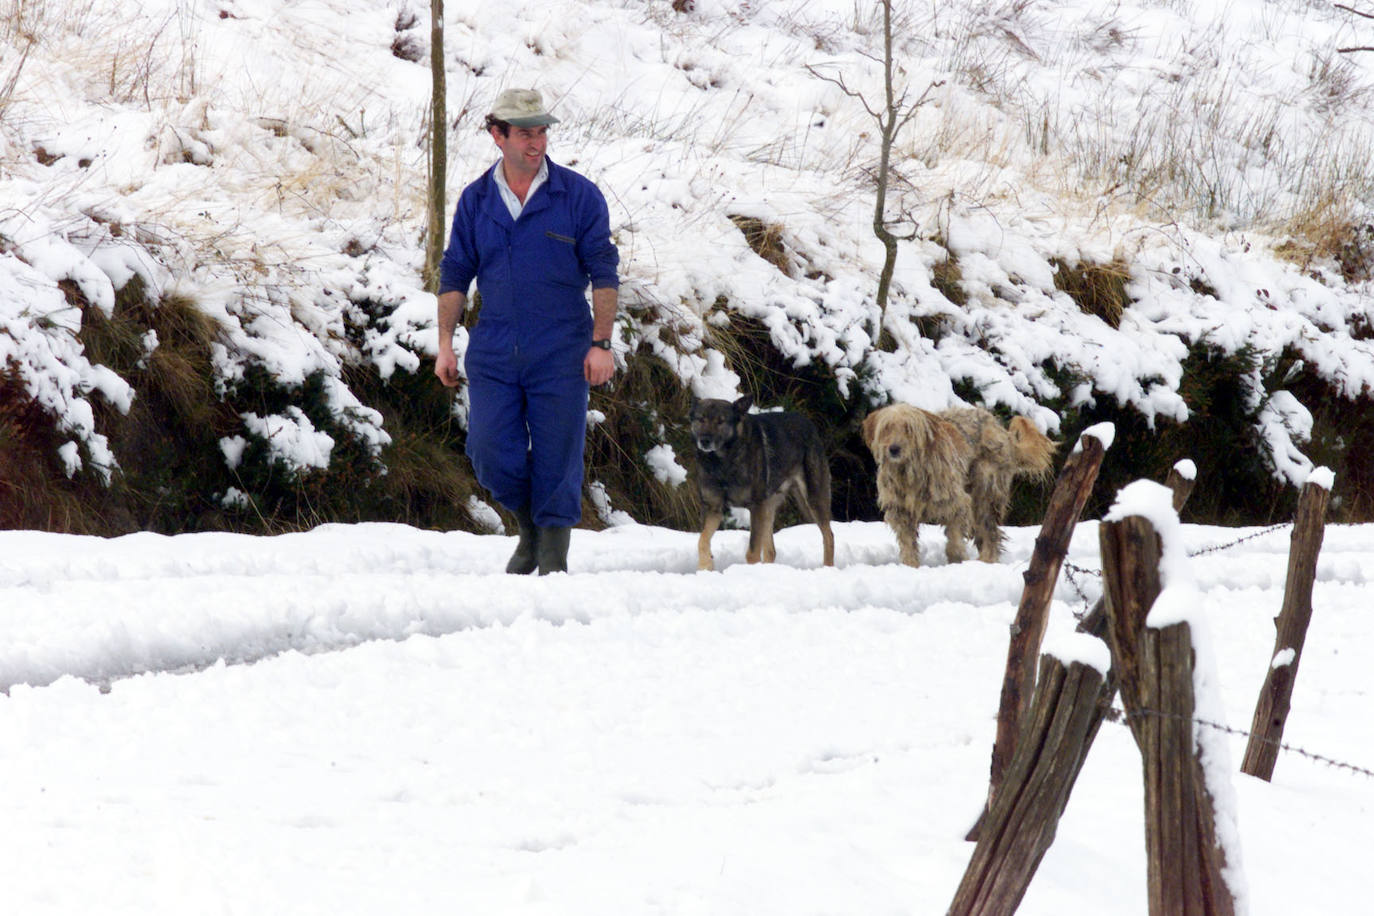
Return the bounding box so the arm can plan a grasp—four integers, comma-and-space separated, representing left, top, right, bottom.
967, 427, 1109, 841
1241, 470, 1333, 780
950, 654, 1113, 915
1101, 509, 1237, 916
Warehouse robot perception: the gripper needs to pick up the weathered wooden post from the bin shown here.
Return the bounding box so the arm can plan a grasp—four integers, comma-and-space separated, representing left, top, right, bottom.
1165, 459, 1197, 513
951, 461, 1204, 914
1076, 458, 1198, 648
968, 423, 1111, 841
1241, 468, 1333, 780
950, 652, 1113, 915
950, 459, 1207, 912
1100, 484, 1239, 916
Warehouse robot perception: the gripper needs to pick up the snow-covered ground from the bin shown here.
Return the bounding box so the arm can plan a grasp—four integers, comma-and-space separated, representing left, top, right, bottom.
5, 4, 1374, 908
3, 502, 1371, 914
4, 1, 1374, 503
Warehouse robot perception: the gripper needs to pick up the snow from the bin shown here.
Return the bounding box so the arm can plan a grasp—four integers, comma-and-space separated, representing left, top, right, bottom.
4, 2, 1374, 910
644, 443, 689, 487
3, 0, 1374, 492
3, 518, 1373, 914
1307, 465, 1336, 492
239, 406, 337, 473
1077, 421, 1116, 452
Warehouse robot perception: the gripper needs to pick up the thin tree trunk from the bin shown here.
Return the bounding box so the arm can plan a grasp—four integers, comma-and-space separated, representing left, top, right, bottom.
422, 0, 447, 293
873, 0, 897, 326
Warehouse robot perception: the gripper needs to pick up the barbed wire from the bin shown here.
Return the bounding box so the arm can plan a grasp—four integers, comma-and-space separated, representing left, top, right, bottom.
1103, 705, 1374, 780
1186, 522, 1291, 558
1059, 521, 1295, 620
1062, 561, 1101, 619
1063, 521, 1294, 582
1052, 522, 1372, 781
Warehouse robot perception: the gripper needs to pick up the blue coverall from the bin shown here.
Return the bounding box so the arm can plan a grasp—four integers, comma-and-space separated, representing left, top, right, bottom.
438, 157, 620, 528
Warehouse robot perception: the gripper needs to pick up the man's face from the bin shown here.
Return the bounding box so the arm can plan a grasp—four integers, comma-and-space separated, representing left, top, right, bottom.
493, 125, 548, 176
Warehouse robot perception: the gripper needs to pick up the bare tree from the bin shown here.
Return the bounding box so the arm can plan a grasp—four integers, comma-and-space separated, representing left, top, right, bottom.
422, 0, 447, 293
1334, 3, 1374, 20
808, 1, 941, 332
1335, 3, 1374, 52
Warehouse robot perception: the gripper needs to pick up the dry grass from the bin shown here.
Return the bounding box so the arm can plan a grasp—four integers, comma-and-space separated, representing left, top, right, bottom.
359, 419, 486, 529
1051, 257, 1132, 328
729, 214, 795, 277
584, 342, 700, 530
1276, 194, 1374, 286
931, 2, 1374, 252
24, 274, 479, 536
0, 366, 122, 533
72, 277, 237, 531
11, 0, 1374, 538
701, 302, 776, 407
0, 36, 32, 114
930, 249, 968, 308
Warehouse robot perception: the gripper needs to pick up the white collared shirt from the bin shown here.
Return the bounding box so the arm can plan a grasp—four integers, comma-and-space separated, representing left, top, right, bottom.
491, 158, 549, 221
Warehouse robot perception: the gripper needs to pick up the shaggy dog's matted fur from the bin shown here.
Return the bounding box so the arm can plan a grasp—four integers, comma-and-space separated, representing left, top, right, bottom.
861, 404, 1057, 566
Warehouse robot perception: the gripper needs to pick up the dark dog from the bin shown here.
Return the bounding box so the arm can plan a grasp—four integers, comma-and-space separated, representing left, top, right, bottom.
689, 395, 835, 570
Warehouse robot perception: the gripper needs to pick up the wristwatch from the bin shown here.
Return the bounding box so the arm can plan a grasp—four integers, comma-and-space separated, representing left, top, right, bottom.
591, 338, 612, 350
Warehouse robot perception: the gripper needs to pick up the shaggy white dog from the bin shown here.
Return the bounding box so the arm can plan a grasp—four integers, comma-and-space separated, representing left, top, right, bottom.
862, 405, 1057, 566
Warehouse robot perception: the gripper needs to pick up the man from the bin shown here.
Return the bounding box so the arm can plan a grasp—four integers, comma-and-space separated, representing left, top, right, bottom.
434, 88, 620, 575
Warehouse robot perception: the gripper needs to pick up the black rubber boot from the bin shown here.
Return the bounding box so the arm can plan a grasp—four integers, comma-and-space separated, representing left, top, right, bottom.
505, 507, 539, 575
535, 526, 571, 575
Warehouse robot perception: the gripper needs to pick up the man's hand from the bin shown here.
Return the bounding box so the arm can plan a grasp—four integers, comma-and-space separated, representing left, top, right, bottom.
584, 346, 615, 386
435, 290, 466, 388
435, 347, 462, 388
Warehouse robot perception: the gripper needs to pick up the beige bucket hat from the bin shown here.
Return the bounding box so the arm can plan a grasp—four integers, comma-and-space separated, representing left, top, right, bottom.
489, 88, 560, 128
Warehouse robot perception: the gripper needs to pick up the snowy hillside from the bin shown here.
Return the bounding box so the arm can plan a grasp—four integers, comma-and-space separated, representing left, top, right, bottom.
3, 0, 1374, 524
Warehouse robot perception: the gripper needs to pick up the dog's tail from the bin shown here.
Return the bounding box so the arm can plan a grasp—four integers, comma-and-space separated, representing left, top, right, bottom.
1007, 416, 1058, 480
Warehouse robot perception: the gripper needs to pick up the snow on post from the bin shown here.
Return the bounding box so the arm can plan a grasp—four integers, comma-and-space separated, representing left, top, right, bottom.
1101, 480, 1247, 915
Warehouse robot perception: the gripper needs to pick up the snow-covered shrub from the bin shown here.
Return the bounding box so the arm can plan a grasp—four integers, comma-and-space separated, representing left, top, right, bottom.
5, 0, 1374, 533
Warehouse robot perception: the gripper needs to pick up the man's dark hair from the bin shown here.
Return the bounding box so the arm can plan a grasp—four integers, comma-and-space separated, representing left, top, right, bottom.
484, 115, 510, 137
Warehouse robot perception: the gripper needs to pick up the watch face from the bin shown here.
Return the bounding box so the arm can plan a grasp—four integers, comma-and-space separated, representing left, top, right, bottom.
593, 339, 611, 350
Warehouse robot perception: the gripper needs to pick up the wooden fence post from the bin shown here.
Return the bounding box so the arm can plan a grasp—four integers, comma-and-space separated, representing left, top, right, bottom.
1075, 459, 1197, 649
1101, 509, 1238, 916
967, 427, 1109, 841
1241, 470, 1333, 780
950, 654, 1113, 915
1164, 459, 1197, 513
949, 464, 1198, 913
1098, 515, 1160, 742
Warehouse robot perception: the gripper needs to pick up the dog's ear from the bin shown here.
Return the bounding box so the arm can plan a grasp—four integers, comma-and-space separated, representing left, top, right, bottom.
732, 394, 754, 415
